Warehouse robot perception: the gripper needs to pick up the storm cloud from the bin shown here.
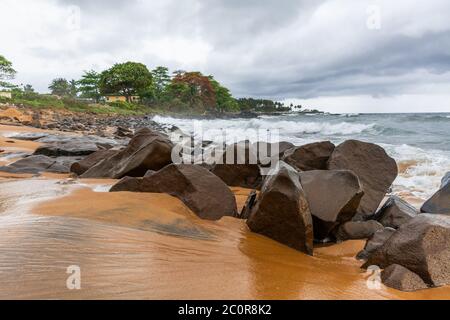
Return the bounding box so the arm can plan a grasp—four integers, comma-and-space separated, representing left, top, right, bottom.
1, 0, 450, 112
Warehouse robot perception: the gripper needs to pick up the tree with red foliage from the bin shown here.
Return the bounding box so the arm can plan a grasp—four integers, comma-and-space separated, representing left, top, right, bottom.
170, 72, 216, 110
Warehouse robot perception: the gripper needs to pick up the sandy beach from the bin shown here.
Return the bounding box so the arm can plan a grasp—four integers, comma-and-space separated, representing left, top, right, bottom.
1, 124, 449, 300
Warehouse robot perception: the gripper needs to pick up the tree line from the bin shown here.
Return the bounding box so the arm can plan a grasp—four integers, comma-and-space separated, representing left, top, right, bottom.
2, 55, 300, 113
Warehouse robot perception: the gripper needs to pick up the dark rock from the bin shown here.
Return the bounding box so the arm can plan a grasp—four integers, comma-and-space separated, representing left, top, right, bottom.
357, 227, 396, 260
70, 149, 119, 175
374, 196, 418, 229
211, 142, 262, 189
34, 135, 116, 157
253, 141, 294, 167
441, 172, 450, 189
363, 214, 450, 287
246, 162, 314, 255
110, 164, 237, 220
381, 264, 428, 292
299, 170, 363, 240
8, 132, 49, 141
239, 190, 257, 219
421, 173, 450, 215
82, 128, 173, 178
283, 141, 335, 171
327, 140, 398, 218
335, 220, 384, 242
0, 155, 69, 174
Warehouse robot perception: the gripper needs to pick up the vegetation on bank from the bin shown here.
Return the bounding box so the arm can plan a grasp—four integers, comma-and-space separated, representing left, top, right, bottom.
1, 54, 306, 116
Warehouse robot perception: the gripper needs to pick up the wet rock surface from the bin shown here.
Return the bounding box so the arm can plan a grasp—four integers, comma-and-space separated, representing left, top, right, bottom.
327, 140, 398, 219
381, 264, 429, 292
110, 164, 237, 221
81, 128, 173, 179
373, 196, 418, 229
0, 155, 70, 174
283, 141, 335, 171
246, 162, 314, 255
363, 214, 450, 288
335, 220, 384, 242
299, 170, 363, 240
421, 173, 450, 215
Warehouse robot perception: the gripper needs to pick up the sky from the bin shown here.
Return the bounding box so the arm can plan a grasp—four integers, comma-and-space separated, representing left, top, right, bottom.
1, 0, 450, 113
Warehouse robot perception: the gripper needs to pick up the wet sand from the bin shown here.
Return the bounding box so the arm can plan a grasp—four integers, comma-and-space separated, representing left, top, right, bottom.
1, 125, 450, 300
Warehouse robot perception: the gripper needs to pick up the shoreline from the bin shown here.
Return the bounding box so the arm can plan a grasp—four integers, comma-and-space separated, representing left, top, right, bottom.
0, 124, 449, 299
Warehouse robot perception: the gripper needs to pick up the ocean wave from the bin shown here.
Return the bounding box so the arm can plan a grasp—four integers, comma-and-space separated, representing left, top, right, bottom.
382, 143, 450, 200
152, 116, 377, 138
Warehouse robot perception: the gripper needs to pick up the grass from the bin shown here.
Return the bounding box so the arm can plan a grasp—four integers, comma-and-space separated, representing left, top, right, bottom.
1, 94, 152, 116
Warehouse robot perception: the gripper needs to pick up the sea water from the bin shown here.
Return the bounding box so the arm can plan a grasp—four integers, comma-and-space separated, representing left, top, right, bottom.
153, 113, 450, 201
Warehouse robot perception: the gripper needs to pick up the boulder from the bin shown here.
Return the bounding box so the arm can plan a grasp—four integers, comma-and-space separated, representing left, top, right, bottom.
374, 196, 418, 229
253, 141, 294, 167
110, 164, 237, 221
381, 264, 428, 292
0, 155, 69, 174
441, 172, 450, 188
82, 128, 173, 178
70, 149, 119, 176
363, 214, 450, 287
335, 220, 384, 242
299, 170, 363, 240
211, 142, 262, 189
239, 190, 257, 219
327, 140, 398, 218
356, 227, 396, 260
33, 135, 116, 157
421, 173, 450, 215
246, 162, 314, 255
283, 141, 335, 171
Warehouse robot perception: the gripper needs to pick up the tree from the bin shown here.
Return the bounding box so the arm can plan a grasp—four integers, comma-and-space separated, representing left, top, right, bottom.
99, 62, 153, 103
151, 66, 171, 101
77, 70, 101, 102
49, 78, 71, 96
209, 76, 238, 113
0, 55, 16, 89
69, 79, 78, 97
23, 84, 35, 93
169, 71, 216, 110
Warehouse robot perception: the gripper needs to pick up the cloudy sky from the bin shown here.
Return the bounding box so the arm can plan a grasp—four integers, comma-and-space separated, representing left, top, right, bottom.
1, 0, 450, 113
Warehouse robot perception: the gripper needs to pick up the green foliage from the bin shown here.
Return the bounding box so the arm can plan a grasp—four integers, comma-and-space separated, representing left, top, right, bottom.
151, 66, 171, 102
237, 98, 292, 113
99, 62, 153, 102
77, 70, 101, 102
209, 76, 239, 112
0, 54, 16, 89
48, 78, 78, 97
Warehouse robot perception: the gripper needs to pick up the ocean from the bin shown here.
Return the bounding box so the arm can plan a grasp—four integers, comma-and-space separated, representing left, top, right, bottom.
153, 113, 450, 202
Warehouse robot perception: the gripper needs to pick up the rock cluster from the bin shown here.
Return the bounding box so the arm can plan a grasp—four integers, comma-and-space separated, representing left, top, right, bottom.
2, 110, 449, 293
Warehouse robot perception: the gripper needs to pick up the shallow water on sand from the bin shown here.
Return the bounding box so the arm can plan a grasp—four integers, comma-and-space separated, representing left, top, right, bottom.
0, 177, 449, 299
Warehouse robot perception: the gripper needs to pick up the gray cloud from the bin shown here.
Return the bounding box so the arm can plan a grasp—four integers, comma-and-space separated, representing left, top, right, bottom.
2, 0, 450, 109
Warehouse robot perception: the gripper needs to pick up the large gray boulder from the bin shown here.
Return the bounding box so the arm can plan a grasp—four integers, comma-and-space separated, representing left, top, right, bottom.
299, 170, 363, 240
363, 214, 450, 287
246, 162, 314, 255
381, 264, 428, 292
70, 149, 120, 176
33, 135, 116, 157
335, 220, 384, 242
0, 155, 69, 174
283, 141, 335, 171
374, 196, 418, 229
82, 128, 173, 178
210, 142, 262, 189
327, 140, 398, 218
421, 173, 450, 215
110, 164, 237, 221
356, 227, 396, 260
